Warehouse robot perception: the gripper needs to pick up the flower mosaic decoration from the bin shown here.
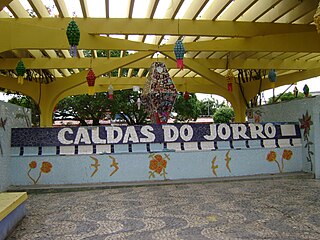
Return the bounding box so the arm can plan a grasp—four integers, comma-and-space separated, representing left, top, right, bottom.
0, 117, 7, 156
299, 111, 313, 171
27, 161, 53, 184
266, 149, 293, 173
148, 153, 170, 180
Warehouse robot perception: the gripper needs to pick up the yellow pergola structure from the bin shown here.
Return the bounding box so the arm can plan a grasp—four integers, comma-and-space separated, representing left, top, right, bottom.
0, 0, 320, 126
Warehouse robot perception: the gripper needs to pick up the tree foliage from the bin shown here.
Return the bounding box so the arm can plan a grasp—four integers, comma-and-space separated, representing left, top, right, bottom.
6, 89, 234, 126
55, 90, 148, 126
213, 106, 234, 123
109, 89, 148, 125
267, 91, 305, 104
55, 93, 111, 126
173, 93, 201, 122
199, 98, 226, 116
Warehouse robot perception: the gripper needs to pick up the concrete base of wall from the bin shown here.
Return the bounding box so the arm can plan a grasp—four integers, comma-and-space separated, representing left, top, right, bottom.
7, 172, 313, 194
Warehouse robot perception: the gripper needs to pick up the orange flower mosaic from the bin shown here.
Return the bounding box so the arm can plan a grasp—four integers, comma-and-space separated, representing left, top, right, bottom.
149, 154, 167, 174
266, 150, 293, 173
29, 161, 37, 169
282, 150, 293, 161
27, 160, 53, 184
40, 161, 53, 173
148, 154, 170, 179
266, 151, 276, 162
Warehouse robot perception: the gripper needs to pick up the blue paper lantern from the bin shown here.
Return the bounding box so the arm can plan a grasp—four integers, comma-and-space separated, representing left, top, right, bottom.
268, 69, 276, 88
303, 84, 309, 97
173, 40, 185, 69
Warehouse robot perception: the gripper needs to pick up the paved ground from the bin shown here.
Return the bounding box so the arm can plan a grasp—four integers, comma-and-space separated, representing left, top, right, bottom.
8, 177, 320, 240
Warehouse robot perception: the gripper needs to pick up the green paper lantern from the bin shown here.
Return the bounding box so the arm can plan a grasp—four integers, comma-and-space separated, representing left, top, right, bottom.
66, 20, 80, 57
15, 60, 26, 84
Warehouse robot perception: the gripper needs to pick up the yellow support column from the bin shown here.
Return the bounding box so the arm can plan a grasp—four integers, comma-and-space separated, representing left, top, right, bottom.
232, 100, 247, 122
228, 83, 247, 123
37, 84, 56, 127
39, 102, 54, 127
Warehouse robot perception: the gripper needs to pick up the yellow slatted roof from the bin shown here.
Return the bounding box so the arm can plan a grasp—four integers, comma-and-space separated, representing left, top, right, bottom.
0, 0, 320, 126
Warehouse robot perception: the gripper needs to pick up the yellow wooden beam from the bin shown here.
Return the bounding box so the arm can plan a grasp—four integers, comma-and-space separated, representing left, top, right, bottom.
160, 31, 320, 53
0, 21, 158, 53
59, 76, 235, 101
0, 57, 318, 71
0, 75, 40, 103
36, 51, 155, 126
50, 51, 154, 97
161, 52, 230, 94
0, 0, 14, 10
1, 18, 315, 37
1, 19, 318, 54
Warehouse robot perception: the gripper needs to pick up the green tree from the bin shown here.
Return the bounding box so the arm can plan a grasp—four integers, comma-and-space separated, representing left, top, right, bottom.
55, 93, 111, 126
8, 95, 40, 126
199, 98, 226, 116
173, 93, 201, 122
213, 106, 234, 123
55, 90, 148, 126
109, 89, 148, 125
267, 91, 305, 104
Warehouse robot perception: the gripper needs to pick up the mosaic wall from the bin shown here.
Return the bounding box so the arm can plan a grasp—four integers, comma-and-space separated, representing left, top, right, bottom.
8, 97, 320, 187
10, 147, 302, 186
250, 95, 320, 175
10, 121, 303, 186
0, 101, 31, 191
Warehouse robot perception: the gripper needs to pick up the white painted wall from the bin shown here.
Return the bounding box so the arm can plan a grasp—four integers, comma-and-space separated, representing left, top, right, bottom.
251, 96, 320, 177
0, 101, 31, 191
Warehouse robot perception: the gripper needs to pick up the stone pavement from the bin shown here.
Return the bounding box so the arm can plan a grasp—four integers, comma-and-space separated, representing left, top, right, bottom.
7, 177, 320, 240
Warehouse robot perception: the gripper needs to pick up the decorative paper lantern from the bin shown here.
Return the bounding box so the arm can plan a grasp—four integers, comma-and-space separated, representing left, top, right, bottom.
15, 60, 26, 85
226, 69, 235, 92
86, 69, 96, 95
183, 91, 190, 100
66, 20, 80, 57
108, 84, 114, 100
293, 86, 298, 98
303, 84, 309, 97
141, 62, 178, 124
268, 69, 277, 88
173, 40, 185, 69
314, 2, 320, 33
137, 97, 141, 110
